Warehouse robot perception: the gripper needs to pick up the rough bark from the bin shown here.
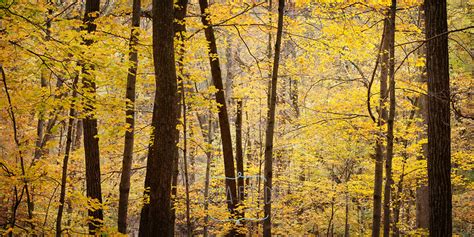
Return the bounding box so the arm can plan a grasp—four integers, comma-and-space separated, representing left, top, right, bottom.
117, 0, 141, 233
263, 0, 284, 236
425, 0, 452, 235
81, 0, 103, 233
138, 0, 179, 235
198, 0, 238, 218
382, 1, 396, 236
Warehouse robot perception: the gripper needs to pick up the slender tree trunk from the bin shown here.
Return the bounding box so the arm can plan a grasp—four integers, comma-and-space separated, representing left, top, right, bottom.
425, 0, 452, 235
236, 99, 245, 203
382, 1, 397, 236
138, 0, 179, 235
203, 111, 213, 237
198, 0, 238, 218
55, 75, 79, 237
118, 0, 141, 233
81, 0, 103, 233
170, 0, 188, 232
181, 72, 192, 236
263, 0, 284, 236
371, 17, 389, 237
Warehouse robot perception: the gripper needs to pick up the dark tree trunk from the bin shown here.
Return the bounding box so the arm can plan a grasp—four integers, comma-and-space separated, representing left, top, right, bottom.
170, 0, 188, 232
263, 0, 284, 236
382, 1, 396, 236
371, 17, 389, 237
117, 0, 141, 233
138, 0, 179, 235
236, 99, 245, 203
425, 0, 452, 235
55, 75, 79, 237
81, 0, 103, 233
198, 0, 238, 218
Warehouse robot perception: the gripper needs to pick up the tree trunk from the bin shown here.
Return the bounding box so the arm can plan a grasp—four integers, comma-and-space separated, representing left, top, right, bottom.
181, 68, 192, 236
81, 0, 103, 233
198, 0, 238, 218
171, 0, 188, 232
138, 0, 179, 235
55, 75, 79, 237
371, 17, 389, 237
425, 0, 452, 235
203, 111, 213, 237
263, 0, 284, 236
382, 1, 396, 236
118, 0, 141, 233
236, 99, 245, 203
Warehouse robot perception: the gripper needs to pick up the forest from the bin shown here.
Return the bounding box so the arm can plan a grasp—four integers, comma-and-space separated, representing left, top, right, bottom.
0, 0, 472, 236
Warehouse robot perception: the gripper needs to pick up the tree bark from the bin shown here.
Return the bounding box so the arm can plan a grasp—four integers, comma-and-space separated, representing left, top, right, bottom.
198, 0, 238, 219
138, 0, 179, 235
263, 0, 284, 236
171, 0, 188, 232
117, 0, 140, 233
382, 1, 396, 236
371, 17, 389, 237
425, 0, 452, 235
236, 99, 245, 203
81, 0, 103, 233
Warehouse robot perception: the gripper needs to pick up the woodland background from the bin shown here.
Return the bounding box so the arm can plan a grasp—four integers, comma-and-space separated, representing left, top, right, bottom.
0, 0, 472, 236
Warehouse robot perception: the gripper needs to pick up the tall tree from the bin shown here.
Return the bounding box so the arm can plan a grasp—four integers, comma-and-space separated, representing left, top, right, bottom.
371, 17, 389, 237
263, 0, 284, 236
382, 0, 396, 236
138, 0, 179, 235
425, 0, 452, 235
236, 99, 245, 203
81, 0, 103, 233
118, 0, 141, 233
198, 0, 238, 218
170, 0, 189, 233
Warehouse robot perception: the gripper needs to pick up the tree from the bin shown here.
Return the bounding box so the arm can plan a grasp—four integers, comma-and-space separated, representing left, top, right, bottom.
371, 17, 389, 237
263, 0, 284, 235
382, 0, 396, 235
118, 0, 141, 233
81, 0, 104, 233
171, 0, 189, 233
425, 0, 452, 235
138, 0, 179, 235
198, 0, 238, 220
